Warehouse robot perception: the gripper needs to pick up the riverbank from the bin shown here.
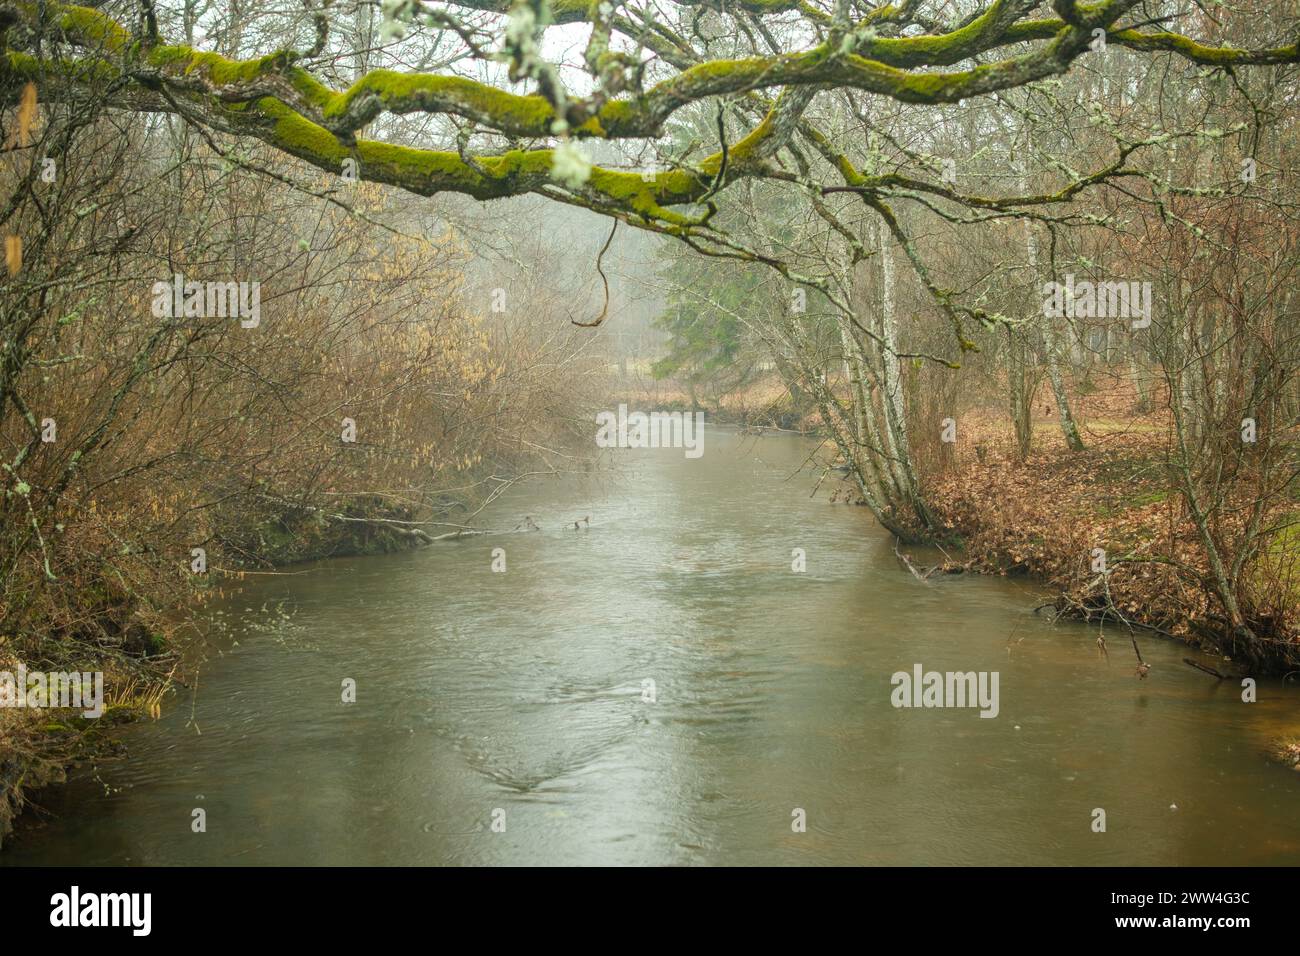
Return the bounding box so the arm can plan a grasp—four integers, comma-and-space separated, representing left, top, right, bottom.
922, 421, 1299, 677
609, 375, 817, 431
0, 513, 409, 845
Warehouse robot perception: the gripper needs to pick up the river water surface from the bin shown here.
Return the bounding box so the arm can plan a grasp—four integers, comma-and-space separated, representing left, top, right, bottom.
5, 428, 1299, 865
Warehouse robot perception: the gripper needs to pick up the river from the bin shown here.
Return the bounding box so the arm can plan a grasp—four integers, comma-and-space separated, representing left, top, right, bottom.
5, 427, 1298, 865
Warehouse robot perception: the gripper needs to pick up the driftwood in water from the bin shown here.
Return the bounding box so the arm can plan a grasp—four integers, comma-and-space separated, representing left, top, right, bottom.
894, 540, 965, 582
427, 529, 493, 542
895, 542, 929, 582
1183, 658, 1231, 680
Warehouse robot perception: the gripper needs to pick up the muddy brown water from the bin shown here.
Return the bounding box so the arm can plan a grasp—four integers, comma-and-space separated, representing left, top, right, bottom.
5, 427, 1299, 865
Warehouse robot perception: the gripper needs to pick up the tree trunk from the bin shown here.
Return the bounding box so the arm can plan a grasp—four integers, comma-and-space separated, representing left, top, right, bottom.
1007, 327, 1033, 459
875, 227, 938, 530
1025, 220, 1085, 450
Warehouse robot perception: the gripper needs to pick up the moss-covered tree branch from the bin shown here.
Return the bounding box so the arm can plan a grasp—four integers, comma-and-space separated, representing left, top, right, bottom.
2, 0, 1296, 228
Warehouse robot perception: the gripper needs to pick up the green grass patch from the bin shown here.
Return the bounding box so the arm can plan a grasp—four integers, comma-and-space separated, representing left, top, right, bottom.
1253, 515, 1300, 600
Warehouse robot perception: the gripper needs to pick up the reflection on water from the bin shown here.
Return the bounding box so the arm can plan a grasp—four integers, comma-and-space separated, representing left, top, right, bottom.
5, 428, 1299, 865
